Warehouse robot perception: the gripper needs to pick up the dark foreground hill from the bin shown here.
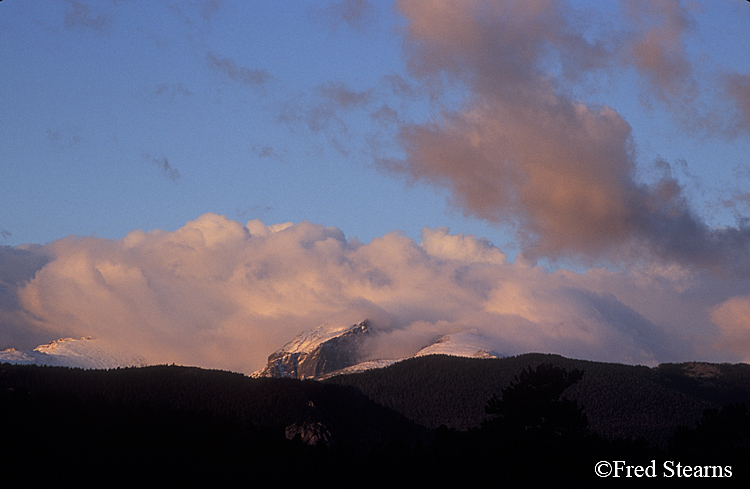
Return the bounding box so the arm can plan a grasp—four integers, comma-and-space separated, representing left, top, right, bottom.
0, 363, 426, 485
2, 355, 750, 483
325, 353, 750, 447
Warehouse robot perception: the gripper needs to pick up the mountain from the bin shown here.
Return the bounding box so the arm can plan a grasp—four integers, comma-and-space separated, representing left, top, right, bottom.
0, 336, 145, 369
324, 353, 750, 447
253, 319, 503, 379
2, 319, 502, 376
2, 356, 749, 482
252, 320, 373, 379
413, 330, 503, 359
0, 363, 428, 485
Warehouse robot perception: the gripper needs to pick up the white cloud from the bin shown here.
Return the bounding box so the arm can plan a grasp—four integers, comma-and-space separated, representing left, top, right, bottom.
421, 227, 505, 264
1, 213, 747, 373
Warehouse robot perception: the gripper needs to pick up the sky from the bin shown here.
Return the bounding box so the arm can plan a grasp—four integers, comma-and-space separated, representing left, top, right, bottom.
2, 0, 750, 374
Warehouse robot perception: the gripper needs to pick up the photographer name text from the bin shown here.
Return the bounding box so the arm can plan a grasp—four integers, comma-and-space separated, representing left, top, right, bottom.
595, 460, 732, 478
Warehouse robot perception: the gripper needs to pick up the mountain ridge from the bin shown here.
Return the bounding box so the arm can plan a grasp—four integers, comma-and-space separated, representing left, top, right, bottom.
2, 352, 749, 481
252, 319, 504, 379
324, 352, 750, 446
0, 336, 146, 369
252, 320, 373, 379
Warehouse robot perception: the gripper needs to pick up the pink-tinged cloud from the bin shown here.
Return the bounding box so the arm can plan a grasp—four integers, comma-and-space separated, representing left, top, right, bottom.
726, 73, 750, 134
386, 0, 750, 270
711, 295, 750, 358
2, 214, 749, 374
622, 0, 695, 104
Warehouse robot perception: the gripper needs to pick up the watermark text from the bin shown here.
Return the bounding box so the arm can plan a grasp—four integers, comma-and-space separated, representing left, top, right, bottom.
595, 460, 732, 478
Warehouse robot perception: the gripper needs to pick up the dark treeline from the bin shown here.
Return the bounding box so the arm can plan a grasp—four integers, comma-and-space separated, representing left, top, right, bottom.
2, 356, 750, 483
325, 353, 750, 446
0, 363, 425, 484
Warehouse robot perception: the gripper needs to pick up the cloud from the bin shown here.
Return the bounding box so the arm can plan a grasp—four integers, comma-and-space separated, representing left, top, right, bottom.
251, 146, 279, 159
64, 0, 112, 33
280, 82, 374, 133
200, 0, 225, 21
0, 245, 53, 349
318, 82, 374, 109
384, 0, 750, 271
726, 73, 750, 135
621, 0, 696, 106
2, 214, 749, 374
151, 83, 194, 100
277, 81, 378, 157
618, 0, 745, 138
46, 128, 84, 151
420, 227, 505, 264
711, 296, 750, 358
142, 154, 181, 181
371, 104, 401, 125
308, 0, 377, 31
207, 52, 272, 86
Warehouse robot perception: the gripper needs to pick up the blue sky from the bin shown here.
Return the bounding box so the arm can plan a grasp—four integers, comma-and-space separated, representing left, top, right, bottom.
2, 1, 745, 258
2, 1, 750, 372
1, 0, 496, 250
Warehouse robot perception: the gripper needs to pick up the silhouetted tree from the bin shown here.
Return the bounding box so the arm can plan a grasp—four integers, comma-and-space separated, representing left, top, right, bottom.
483, 363, 587, 437
478, 364, 591, 480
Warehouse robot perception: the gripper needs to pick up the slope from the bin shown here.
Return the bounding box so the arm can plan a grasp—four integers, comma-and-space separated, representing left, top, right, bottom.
323, 353, 750, 447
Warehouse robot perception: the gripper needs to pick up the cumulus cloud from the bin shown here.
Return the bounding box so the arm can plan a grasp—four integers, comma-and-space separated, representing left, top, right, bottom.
2, 214, 748, 374
384, 0, 750, 271
420, 227, 505, 264
0, 245, 53, 349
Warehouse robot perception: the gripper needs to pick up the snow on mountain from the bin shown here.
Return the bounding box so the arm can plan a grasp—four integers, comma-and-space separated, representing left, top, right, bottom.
316, 359, 401, 379
2, 321, 502, 376
254, 320, 504, 380
278, 322, 366, 356
0, 337, 146, 369
414, 331, 503, 359
252, 320, 372, 379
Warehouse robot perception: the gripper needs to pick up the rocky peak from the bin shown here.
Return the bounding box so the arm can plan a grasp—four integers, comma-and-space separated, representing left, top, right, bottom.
253, 320, 372, 379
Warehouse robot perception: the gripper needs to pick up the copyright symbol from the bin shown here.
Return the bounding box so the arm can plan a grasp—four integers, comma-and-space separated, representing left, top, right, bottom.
595, 461, 612, 477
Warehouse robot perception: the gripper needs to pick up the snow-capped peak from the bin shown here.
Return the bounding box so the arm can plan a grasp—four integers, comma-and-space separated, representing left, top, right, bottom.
252, 320, 372, 379
0, 336, 146, 369
414, 331, 503, 359
280, 321, 369, 355
254, 321, 504, 380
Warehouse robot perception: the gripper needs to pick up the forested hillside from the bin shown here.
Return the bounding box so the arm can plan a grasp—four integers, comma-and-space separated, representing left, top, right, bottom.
2, 356, 749, 482
0, 363, 426, 484
324, 353, 750, 446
